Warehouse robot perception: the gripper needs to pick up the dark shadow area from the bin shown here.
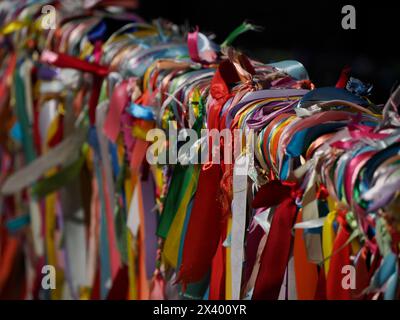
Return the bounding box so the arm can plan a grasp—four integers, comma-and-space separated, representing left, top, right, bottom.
137, 0, 399, 103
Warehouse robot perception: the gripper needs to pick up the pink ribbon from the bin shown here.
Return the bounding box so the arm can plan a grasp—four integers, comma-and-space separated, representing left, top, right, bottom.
187, 27, 201, 63
103, 81, 131, 142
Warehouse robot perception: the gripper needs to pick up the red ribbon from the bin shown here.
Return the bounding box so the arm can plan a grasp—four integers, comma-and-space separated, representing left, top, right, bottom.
178, 59, 240, 287
352, 247, 371, 299
41, 50, 109, 124
41, 50, 109, 76
209, 234, 226, 299
326, 225, 351, 300
252, 180, 300, 300
178, 57, 256, 292
336, 65, 351, 89
314, 267, 327, 300
177, 164, 223, 286
106, 265, 129, 300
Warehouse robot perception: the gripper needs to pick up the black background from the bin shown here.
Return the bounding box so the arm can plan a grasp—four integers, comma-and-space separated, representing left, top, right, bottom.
136, 0, 399, 103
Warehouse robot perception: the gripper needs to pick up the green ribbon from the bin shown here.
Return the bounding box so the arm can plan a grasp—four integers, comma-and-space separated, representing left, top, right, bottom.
157, 164, 195, 238
221, 22, 262, 48
156, 94, 205, 239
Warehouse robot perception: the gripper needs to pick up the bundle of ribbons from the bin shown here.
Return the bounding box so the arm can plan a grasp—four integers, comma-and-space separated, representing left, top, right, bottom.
0, 0, 399, 300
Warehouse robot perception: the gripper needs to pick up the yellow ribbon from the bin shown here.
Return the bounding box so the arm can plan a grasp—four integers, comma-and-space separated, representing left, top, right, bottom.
0, 20, 28, 35
162, 166, 199, 268
322, 207, 336, 276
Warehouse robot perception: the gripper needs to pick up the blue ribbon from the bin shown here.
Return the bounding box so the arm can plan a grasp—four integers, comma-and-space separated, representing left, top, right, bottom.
88, 21, 107, 43
6, 214, 31, 233
10, 121, 22, 143
128, 103, 155, 120
297, 87, 370, 108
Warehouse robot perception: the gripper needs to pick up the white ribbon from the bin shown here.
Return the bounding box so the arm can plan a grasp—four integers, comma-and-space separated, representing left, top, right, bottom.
231, 154, 249, 299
